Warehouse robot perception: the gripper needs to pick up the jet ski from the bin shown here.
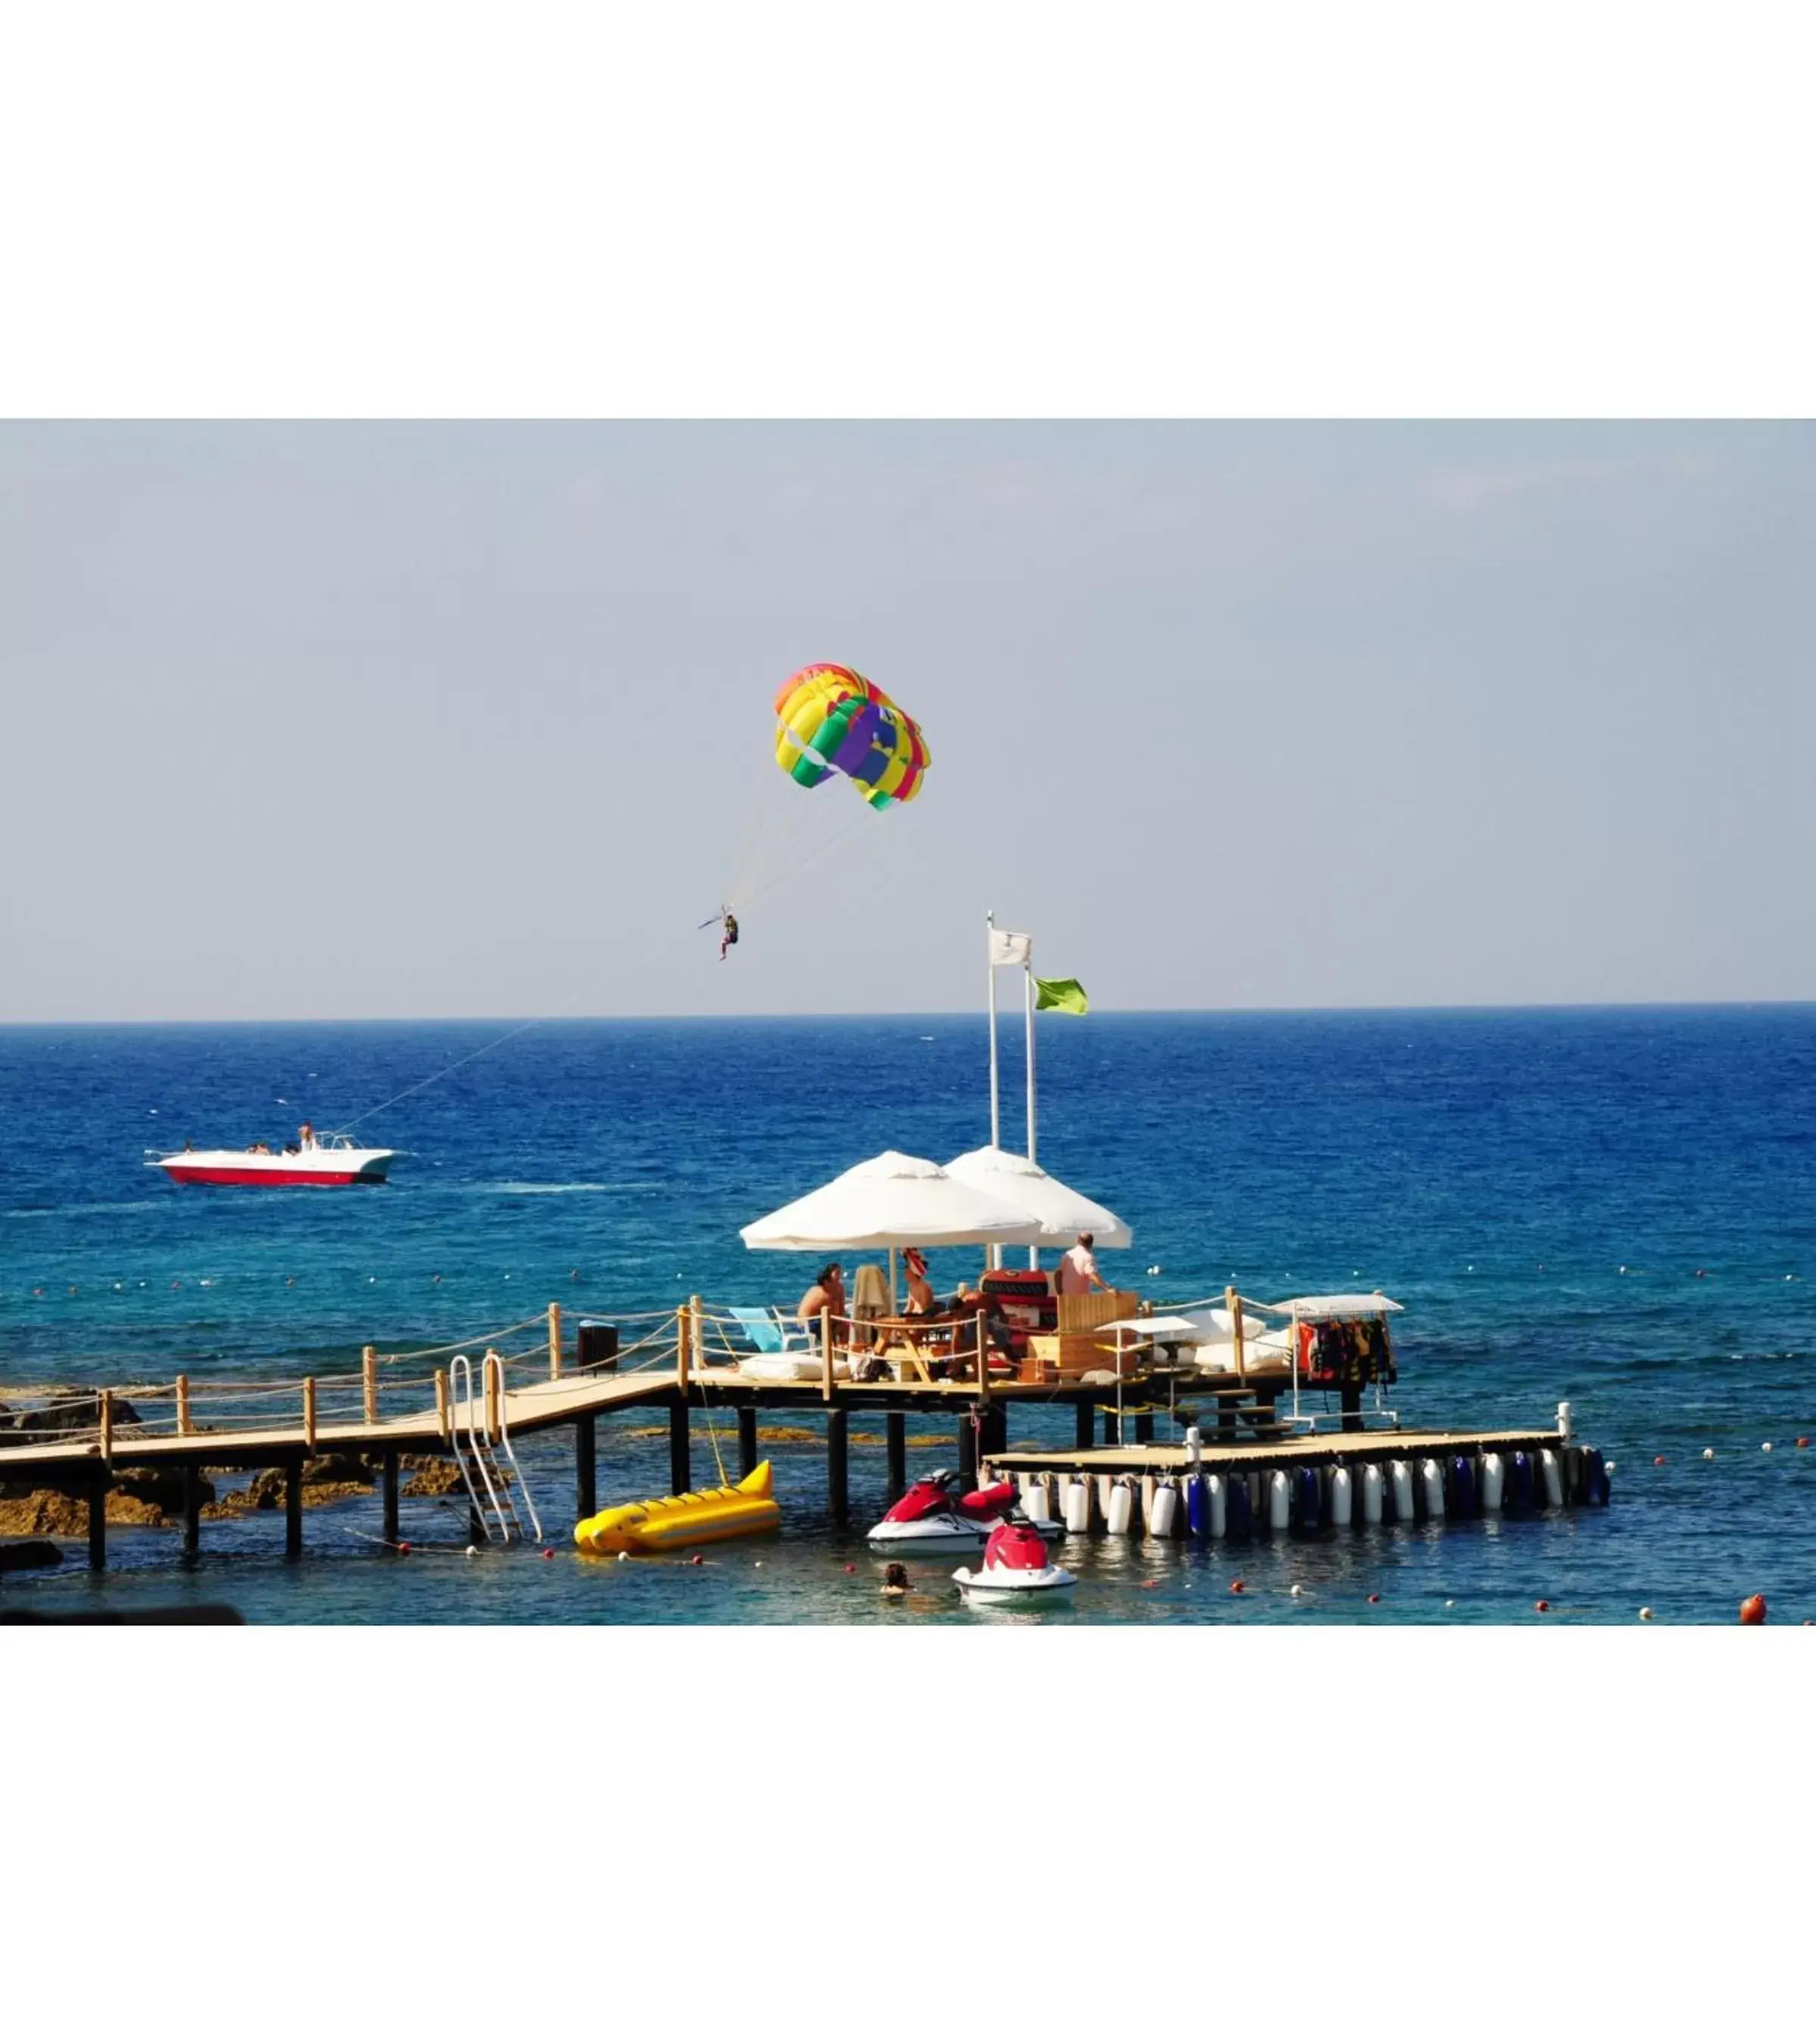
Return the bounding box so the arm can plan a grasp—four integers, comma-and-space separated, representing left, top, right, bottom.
952, 1513, 1077, 1605
867, 1469, 1065, 1556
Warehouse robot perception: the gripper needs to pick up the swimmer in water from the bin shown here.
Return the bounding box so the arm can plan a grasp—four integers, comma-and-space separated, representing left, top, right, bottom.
881, 1562, 911, 1597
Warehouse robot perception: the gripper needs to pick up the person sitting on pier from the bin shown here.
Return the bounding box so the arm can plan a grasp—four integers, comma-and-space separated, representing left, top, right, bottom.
902, 1247, 938, 1319
796, 1263, 846, 1348
1057, 1231, 1110, 1296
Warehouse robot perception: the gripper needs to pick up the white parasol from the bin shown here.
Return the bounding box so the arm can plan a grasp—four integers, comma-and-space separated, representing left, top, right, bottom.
941, 1145, 1132, 1248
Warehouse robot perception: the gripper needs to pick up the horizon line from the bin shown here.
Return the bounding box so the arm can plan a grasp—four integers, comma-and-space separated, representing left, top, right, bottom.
5, 997, 1816, 1030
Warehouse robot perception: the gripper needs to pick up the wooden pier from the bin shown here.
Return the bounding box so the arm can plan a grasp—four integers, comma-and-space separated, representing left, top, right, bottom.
0, 1298, 1601, 1569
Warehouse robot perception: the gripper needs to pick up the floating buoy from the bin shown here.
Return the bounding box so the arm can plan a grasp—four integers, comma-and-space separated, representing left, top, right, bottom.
465, 1544, 478, 1557
1229, 1578, 1245, 1594
843, 1562, 856, 1572
1329, 1466, 1353, 1528
1653, 1455, 1667, 1466
1739, 1594, 1766, 1625
1289, 1582, 1305, 1598
615, 1552, 629, 1563
690, 1553, 705, 1566
1366, 1592, 1381, 1604
1761, 1441, 1774, 1453
1795, 1437, 1809, 1450
1420, 1458, 1446, 1519
1480, 1453, 1505, 1513
1534, 1599, 1550, 1612
1140, 1578, 1158, 1590
1540, 1449, 1564, 1507
1063, 1478, 1092, 1535
1605, 1460, 1618, 1474
1638, 1606, 1654, 1621
1266, 1470, 1291, 1531
753, 1559, 763, 1568
1444, 1598, 1456, 1609
541, 1547, 555, 1559
1703, 1448, 1715, 1460
397, 1541, 411, 1555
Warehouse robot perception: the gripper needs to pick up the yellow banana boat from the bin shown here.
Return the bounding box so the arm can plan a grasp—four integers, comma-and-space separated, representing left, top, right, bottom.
575, 1460, 780, 1556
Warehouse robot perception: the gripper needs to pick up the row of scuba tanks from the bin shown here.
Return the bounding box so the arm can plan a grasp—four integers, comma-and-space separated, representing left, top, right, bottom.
1013, 1444, 1612, 1540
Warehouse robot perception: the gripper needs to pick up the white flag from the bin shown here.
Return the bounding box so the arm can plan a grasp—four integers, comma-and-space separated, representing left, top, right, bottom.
989, 928, 1032, 967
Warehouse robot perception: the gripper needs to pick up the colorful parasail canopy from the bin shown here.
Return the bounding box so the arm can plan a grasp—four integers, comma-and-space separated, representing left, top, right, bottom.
773, 665, 929, 809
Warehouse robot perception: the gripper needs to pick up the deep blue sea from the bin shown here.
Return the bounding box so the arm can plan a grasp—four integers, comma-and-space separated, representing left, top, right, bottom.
4, 1009, 1814, 1624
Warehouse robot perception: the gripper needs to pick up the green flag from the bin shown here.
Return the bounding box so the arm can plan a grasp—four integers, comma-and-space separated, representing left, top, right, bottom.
1033, 975, 1089, 1015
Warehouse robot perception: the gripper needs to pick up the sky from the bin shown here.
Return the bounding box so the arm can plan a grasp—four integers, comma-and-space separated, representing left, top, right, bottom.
1, 419, 1810, 1023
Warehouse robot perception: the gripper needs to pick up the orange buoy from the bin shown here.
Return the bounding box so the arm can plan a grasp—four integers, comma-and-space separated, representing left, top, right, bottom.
1797, 1438, 1809, 1450
844, 1562, 856, 1573
1653, 1455, 1666, 1466
397, 1541, 410, 1555
1740, 1593, 1767, 1625
1229, 1578, 1245, 1595
1366, 1592, 1381, 1605
1534, 1599, 1550, 1612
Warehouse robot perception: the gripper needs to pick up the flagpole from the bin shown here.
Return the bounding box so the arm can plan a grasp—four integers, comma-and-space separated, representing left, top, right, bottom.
986, 908, 1001, 1151
1025, 962, 1039, 1271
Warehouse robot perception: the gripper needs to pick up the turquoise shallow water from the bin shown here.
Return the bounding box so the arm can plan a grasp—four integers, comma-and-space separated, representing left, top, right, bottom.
3, 1009, 1814, 1623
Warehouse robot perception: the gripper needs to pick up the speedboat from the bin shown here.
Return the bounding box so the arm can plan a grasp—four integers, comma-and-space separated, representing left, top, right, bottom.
151, 1131, 397, 1187
867, 1470, 1065, 1556
952, 1516, 1076, 1604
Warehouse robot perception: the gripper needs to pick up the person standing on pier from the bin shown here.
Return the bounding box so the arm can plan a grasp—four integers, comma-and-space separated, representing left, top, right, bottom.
1057, 1231, 1110, 1295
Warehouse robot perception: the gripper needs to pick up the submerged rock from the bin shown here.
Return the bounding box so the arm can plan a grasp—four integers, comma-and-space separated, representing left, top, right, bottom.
0, 1538, 64, 1573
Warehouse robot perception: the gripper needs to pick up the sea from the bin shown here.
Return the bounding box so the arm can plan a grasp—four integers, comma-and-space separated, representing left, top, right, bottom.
3, 1008, 1814, 1625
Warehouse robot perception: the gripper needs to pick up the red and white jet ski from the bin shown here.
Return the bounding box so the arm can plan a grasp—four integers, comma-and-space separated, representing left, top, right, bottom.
867, 1469, 1065, 1557
952, 1513, 1077, 1604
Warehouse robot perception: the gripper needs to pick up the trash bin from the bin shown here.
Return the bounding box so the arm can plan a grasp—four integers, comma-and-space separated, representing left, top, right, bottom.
576, 1320, 618, 1373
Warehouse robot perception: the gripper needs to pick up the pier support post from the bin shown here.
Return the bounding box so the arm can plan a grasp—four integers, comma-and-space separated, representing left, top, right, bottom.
1102, 1405, 1120, 1446
575, 1415, 596, 1521
1074, 1400, 1094, 1450
87, 1464, 107, 1572
980, 1405, 1007, 1458
737, 1407, 758, 1481
885, 1411, 906, 1501
284, 1457, 304, 1557
1341, 1386, 1363, 1434
182, 1463, 201, 1557
827, 1409, 849, 1525
1134, 1409, 1154, 1444
669, 1402, 692, 1497
382, 1450, 400, 1542
957, 1407, 978, 1487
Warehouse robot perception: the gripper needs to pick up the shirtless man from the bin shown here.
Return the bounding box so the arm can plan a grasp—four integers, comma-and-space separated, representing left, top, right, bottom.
796, 1263, 846, 1343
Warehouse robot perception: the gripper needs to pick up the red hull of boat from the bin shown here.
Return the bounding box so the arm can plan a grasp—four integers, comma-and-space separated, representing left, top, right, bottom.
161, 1164, 379, 1187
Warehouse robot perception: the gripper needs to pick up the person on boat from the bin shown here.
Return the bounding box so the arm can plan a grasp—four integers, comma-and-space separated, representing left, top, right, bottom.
718, 908, 740, 962
797, 1263, 846, 1345
297, 1122, 315, 1150
1057, 1230, 1110, 1296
